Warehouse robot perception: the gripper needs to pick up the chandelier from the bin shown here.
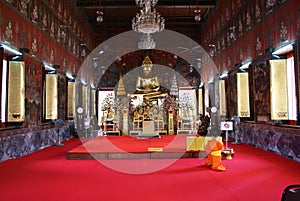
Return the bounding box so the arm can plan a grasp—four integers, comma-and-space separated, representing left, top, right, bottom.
138, 34, 156, 49
132, 0, 165, 35
194, 9, 201, 22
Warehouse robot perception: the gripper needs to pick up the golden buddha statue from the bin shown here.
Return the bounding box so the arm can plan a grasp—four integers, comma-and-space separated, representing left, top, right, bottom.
135, 55, 167, 99
106, 107, 114, 122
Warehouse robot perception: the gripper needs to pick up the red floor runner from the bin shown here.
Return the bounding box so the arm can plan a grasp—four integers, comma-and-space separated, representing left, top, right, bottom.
0, 138, 300, 201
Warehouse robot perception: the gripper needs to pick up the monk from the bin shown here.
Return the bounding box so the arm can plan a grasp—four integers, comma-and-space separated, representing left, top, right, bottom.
205, 136, 226, 171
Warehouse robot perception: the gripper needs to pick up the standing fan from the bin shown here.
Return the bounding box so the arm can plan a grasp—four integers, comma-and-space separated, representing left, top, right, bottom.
231, 116, 241, 144
55, 119, 64, 146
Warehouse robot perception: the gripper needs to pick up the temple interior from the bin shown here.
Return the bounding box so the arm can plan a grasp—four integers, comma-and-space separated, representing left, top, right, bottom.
0, 0, 300, 165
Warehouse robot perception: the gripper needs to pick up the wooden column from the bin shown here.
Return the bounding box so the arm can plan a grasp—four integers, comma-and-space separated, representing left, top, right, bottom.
294, 41, 300, 125
0, 47, 3, 127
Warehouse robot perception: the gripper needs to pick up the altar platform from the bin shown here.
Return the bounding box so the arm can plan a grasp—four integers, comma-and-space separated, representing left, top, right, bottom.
66, 134, 204, 160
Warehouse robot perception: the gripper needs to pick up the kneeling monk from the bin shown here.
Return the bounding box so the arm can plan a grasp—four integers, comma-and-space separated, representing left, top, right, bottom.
205, 136, 226, 171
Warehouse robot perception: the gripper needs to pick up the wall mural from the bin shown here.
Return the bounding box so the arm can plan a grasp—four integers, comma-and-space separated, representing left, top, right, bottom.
0, 0, 93, 126
253, 62, 270, 118
201, 0, 299, 73
58, 73, 66, 120
227, 72, 237, 118
201, 0, 299, 124
24, 60, 42, 127
0, 0, 90, 75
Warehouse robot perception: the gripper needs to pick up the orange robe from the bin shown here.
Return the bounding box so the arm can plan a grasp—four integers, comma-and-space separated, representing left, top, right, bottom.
205, 138, 226, 171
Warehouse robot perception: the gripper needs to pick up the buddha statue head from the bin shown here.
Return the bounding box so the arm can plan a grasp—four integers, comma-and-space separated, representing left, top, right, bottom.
142, 55, 153, 76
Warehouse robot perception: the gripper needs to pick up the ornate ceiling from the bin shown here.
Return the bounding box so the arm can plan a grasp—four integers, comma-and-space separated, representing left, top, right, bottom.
73, 0, 218, 89
74, 0, 217, 44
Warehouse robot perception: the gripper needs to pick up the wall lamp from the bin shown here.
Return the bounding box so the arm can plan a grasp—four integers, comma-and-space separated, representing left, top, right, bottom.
219, 71, 228, 79
66, 72, 74, 79
208, 77, 214, 84
239, 61, 252, 70
272, 42, 294, 55
91, 82, 96, 89
43, 62, 56, 71
81, 78, 87, 85
0, 42, 22, 55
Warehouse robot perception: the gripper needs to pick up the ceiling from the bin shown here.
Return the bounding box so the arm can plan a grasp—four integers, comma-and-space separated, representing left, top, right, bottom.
74, 0, 217, 44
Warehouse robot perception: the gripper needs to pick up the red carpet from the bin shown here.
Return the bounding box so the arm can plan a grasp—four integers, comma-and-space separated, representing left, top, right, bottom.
0, 137, 300, 201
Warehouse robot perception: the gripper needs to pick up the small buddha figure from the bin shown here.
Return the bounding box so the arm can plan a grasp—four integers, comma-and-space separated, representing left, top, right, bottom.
135, 56, 167, 99
57, 2, 62, 17
144, 105, 152, 120
32, 5, 38, 23
280, 20, 288, 42
31, 38, 37, 57
5, 19, 13, 42
106, 107, 114, 122
19, 0, 29, 15
42, 13, 47, 31
50, 21, 55, 38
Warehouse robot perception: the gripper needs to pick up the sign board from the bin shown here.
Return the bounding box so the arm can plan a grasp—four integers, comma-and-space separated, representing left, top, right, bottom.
221, 121, 233, 131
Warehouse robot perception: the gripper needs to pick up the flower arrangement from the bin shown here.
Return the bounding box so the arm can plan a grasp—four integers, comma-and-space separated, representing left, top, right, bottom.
125, 97, 135, 116
163, 96, 176, 112
101, 93, 114, 111
198, 114, 210, 136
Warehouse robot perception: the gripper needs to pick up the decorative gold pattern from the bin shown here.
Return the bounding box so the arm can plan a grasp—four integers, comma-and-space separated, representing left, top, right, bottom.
8, 61, 25, 122
45, 74, 58, 120
198, 88, 203, 114
67, 82, 75, 118
219, 80, 226, 116
82, 85, 88, 116
270, 60, 288, 120
237, 73, 250, 117
91, 89, 96, 116
116, 75, 126, 96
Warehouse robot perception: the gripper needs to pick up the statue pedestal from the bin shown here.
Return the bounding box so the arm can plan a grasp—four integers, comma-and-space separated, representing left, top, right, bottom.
143, 120, 155, 134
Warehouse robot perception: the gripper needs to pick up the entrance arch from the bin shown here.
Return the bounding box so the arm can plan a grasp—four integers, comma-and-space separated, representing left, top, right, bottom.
75, 29, 221, 174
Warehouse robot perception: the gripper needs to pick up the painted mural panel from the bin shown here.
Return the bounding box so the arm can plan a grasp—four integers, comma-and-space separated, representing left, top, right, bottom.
24, 61, 42, 127
228, 72, 237, 118
253, 63, 270, 118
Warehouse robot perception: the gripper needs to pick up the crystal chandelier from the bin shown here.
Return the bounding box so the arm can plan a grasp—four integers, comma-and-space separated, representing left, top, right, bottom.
209, 44, 216, 57
194, 9, 201, 22
138, 34, 156, 50
132, 0, 165, 35
96, 11, 103, 23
